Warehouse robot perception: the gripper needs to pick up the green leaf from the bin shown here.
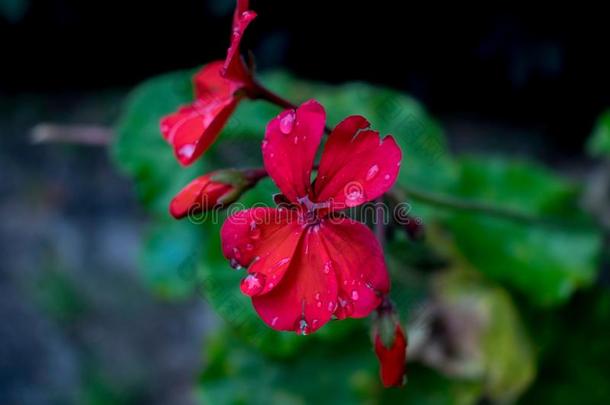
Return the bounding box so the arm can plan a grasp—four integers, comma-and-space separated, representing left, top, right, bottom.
587, 109, 610, 157
199, 330, 379, 405
520, 288, 610, 404
434, 270, 536, 402
441, 157, 602, 306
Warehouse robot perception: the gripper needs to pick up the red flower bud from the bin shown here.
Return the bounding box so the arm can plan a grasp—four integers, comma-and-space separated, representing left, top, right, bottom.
169, 171, 243, 219
375, 323, 407, 388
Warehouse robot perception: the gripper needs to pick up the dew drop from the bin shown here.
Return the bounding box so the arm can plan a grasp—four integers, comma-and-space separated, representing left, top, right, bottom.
327, 301, 337, 312
315, 292, 321, 300
271, 316, 279, 326
178, 144, 195, 159
323, 261, 332, 274
384, 174, 391, 181
245, 243, 254, 251
240, 273, 266, 296
293, 136, 299, 144
250, 222, 261, 240
232, 247, 241, 259
229, 258, 242, 270
317, 301, 322, 308
279, 110, 296, 134
351, 290, 360, 301
298, 319, 310, 335
366, 164, 379, 180
312, 319, 319, 329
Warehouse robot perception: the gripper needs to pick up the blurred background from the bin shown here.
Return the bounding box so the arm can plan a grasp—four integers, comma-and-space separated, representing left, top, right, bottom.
2, 1, 610, 404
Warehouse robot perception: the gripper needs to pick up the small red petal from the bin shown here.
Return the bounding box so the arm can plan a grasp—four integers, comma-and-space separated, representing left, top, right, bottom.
222, 2, 257, 84
314, 116, 402, 210
160, 95, 239, 166
262, 100, 326, 204
375, 325, 407, 388
169, 173, 233, 219
193, 60, 241, 100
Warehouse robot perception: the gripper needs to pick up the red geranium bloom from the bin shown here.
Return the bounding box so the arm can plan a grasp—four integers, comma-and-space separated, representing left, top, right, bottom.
375, 324, 407, 387
160, 0, 256, 166
221, 100, 402, 334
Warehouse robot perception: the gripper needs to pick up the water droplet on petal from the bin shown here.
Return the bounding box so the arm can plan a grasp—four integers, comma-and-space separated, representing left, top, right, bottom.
297, 319, 310, 335
293, 136, 298, 144
245, 243, 254, 251
271, 316, 279, 327
366, 164, 379, 180
250, 222, 261, 240
327, 301, 337, 312
232, 247, 241, 259
279, 110, 296, 134
315, 292, 321, 300
351, 290, 359, 301
240, 273, 266, 296
229, 258, 242, 270
317, 301, 322, 308
323, 261, 332, 274
178, 144, 195, 159
384, 174, 391, 181
312, 319, 319, 329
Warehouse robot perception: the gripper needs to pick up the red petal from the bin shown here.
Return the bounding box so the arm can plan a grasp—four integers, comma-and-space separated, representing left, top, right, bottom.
169, 173, 233, 219
262, 100, 326, 203
221, 208, 303, 294
314, 116, 402, 210
320, 217, 389, 319
375, 325, 407, 388
222, 1, 256, 84
252, 226, 338, 334
160, 94, 239, 166
194, 60, 241, 100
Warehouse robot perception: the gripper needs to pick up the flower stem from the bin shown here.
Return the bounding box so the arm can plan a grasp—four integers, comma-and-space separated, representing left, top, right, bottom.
252, 82, 333, 134
252, 82, 297, 110
396, 185, 587, 228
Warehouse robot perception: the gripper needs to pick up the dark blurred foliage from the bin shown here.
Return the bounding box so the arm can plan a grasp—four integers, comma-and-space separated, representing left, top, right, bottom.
2, 1, 610, 155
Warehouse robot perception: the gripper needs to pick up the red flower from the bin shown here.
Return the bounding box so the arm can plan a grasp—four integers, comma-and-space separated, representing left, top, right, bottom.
374, 324, 407, 388
160, 0, 257, 166
221, 100, 402, 334
169, 171, 238, 219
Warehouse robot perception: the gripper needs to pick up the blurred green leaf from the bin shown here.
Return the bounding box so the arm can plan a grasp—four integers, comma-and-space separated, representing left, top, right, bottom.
199, 330, 378, 405
520, 288, 610, 404
442, 157, 602, 306
0, 0, 29, 23
434, 270, 536, 402
587, 109, 610, 157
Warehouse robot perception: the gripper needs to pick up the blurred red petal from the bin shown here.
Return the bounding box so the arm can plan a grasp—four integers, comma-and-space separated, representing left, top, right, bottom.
169, 173, 234, 219
160, 94, 239, 166
222, 1, 256, 83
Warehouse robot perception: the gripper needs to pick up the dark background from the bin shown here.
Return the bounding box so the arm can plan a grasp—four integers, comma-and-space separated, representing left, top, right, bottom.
3, 1, 610, 156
